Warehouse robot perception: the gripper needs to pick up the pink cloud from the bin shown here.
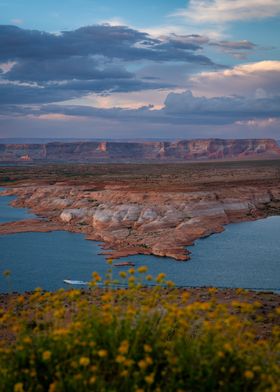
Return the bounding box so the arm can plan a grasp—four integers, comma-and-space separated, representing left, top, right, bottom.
189, 61, 280, 97
27, 113, 84, 121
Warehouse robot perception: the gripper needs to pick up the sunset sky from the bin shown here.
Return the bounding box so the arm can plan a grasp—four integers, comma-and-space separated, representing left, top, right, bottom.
0, 0, 279, 139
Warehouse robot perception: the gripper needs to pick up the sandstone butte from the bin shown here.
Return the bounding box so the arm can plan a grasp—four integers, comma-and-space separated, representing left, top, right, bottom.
1, 164, 280, 260
1, 138, 280, 163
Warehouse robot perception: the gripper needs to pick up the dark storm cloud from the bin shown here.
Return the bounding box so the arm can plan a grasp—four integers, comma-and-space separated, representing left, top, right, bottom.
5, 57, 133, 82
0, 77, 174, 105
0, 24, 215, 106
0, 24, 213, 64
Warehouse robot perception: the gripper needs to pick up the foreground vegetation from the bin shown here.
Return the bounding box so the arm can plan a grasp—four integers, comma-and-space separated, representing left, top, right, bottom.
0, 267, 280, 392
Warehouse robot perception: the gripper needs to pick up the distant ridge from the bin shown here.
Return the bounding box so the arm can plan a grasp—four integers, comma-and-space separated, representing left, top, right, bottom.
0, 137, 176, 144
0, 139, 280, 163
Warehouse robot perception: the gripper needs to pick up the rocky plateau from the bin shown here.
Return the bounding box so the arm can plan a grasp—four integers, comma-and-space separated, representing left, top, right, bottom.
1, 138, 280, 163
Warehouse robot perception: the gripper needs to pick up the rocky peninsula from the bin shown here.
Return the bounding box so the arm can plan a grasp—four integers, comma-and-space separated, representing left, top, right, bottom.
1, 161, 280, 260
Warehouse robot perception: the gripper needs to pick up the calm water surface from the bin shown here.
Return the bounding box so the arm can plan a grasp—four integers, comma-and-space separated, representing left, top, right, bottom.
0, 187, 35, 223
0, 187, 279, 292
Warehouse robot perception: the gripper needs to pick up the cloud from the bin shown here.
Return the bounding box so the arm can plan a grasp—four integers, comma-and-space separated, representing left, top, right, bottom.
208, 39, 257, 60
27, 113, 82, 121
210, 40, 256, 50
4, 57, 133, 82
154, 34, 202, 51
189, 61, 280, 97
79, 88, 174, 110
0, 77, 174, 105
6, 89, 278, 128
0, 24, 213, 64
1, 22, 278, 135
235, 118, 279, 127
164, 90, 280, 120
0, 24, 215, 105
175, 0, 280, 23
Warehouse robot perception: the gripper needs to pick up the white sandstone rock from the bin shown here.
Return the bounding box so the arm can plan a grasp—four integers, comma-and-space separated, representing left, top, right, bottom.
60, 208, 86, 222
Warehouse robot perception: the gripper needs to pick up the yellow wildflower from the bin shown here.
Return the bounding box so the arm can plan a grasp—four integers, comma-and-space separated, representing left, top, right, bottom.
79, 357, 90, 366
244, 370, 254, 379
145, 373, 154, 385
156, 273, 166, 282
17, 296, 25, 305
182, 292, 190, 301
118, 340, 129, 354
144, 344, 152, 353
42, 351, 52, 361
53, 328, 68, 337
124, 358, 134, 367
223, 343, 232, 352
121, 370, 129, 377
98, 349, 108, 358
101, 292, 113, 302
92, 272, 102, 282
53, 309, 64, 318
68, 290, 80, 299
48, 383, 56, 392
166, 280, 175, 287
116, 355, 126, 364
14, 383, 24, 392
208, 287, 218, 294
23, 337, 32, 344
138, 266, 148, 273
138, 359, 148, 370
126, 306, 136, 317
145, 356, 153, 365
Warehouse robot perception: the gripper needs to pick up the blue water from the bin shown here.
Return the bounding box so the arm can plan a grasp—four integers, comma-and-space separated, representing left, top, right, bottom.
0, 187, 35, 223
0, 187, 279, 292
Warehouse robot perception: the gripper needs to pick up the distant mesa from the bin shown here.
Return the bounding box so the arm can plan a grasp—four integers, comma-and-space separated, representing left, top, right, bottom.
20, 154, 32, 162
0, 139, 280, 163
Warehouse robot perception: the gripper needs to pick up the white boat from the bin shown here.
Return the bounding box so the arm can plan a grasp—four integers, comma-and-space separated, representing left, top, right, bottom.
63, 279, 89, 285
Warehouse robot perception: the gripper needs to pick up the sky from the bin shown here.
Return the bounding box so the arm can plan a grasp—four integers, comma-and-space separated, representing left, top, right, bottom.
0, 0, 280, 140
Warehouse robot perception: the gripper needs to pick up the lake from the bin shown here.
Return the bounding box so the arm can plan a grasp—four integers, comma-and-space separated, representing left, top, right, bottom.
0, 188, 35, 223
0, 187, 279, 292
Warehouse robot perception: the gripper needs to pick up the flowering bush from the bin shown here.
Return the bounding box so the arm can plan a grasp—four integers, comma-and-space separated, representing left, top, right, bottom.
0, 267, 279, 391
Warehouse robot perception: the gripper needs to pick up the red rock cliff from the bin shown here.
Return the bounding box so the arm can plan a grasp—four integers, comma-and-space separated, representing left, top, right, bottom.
0, 139, 279, 162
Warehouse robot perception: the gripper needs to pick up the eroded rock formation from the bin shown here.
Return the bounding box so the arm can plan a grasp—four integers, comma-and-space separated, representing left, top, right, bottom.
1, 180, 280, 260
0, 138, 280, 163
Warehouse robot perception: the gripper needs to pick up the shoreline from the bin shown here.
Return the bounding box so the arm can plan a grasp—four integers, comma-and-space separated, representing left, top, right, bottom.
1, 182, 280, 261
1, 161, 280, 262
